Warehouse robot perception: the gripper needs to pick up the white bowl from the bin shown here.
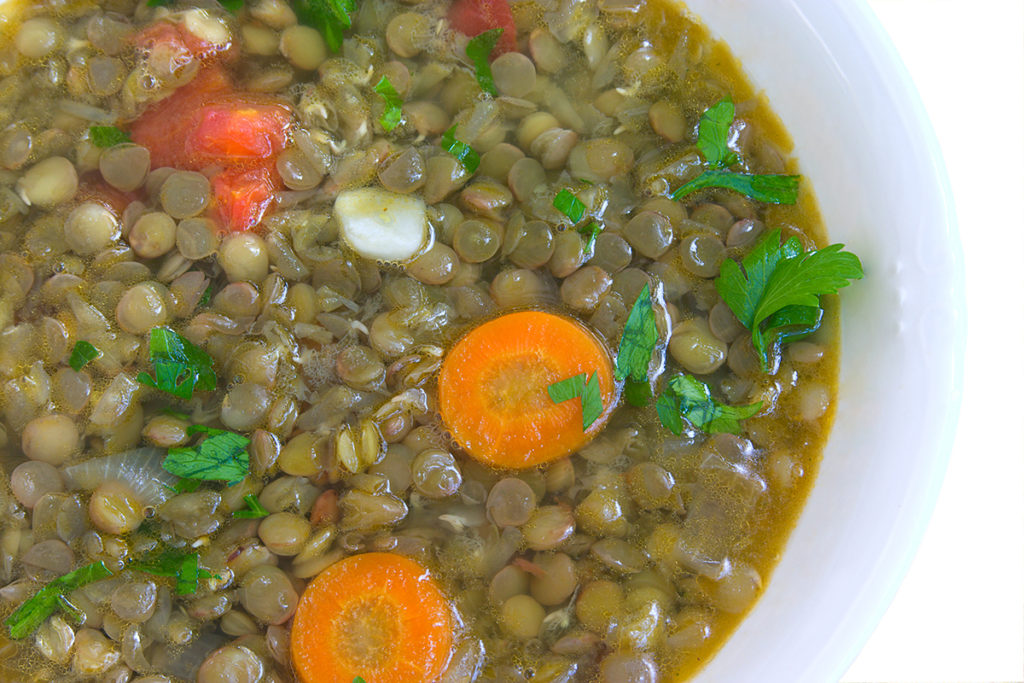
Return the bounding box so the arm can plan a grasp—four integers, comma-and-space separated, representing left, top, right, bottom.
678, 1, 965, 681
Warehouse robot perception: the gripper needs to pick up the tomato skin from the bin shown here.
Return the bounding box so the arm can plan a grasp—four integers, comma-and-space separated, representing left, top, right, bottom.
188, 101, 291, 163
211, 164, 280, 233
448, 0, 517, 53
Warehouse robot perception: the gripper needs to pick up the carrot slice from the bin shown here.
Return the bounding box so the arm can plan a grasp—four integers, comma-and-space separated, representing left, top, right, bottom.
437, 311, 616, 469
290, 552, 453, 683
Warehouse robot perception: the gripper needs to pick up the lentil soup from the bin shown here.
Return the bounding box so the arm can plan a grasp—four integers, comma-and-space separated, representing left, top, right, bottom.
0, 0, 863, 680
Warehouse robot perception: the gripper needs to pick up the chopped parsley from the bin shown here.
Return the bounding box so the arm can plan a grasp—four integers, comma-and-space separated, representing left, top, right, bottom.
553, 188, 586, 223
131, 550, 215, 595
655, 374, 762, 436
68, 340, 99, 371
671, 96, 801, 205
547, 371, 603, 430
233, 493, 269, 519
465, 28, 503, 96
615, 284, 659, 406
88, 126, 131, 148
715, 228, 863, 371
441, 124, 480, 174
161, 425, 250, 485
578, 222, 603, 254
374, 76, 404, 132
198, 283, 213, 308
292, 0, 357, 52
5, 561, 113, 639
553, 189, 603, 253
137, 327, 217, 401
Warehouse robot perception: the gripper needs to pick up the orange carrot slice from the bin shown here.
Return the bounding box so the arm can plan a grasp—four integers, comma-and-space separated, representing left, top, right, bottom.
437, 310, 616, 469
290, 552, 453, 683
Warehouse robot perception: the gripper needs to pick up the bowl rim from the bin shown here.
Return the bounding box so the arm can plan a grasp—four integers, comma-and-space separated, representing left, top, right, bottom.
680, 0, 966, 681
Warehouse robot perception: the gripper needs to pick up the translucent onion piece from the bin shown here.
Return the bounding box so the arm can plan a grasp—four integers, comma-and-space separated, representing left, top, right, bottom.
334, 188, 431, 263
62, 448, 177, 507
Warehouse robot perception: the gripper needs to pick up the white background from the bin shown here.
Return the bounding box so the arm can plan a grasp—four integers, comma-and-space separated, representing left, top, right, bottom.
841, 1, 1024, 682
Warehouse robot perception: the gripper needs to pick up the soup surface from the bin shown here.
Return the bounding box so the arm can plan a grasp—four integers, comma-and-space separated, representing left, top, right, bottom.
0, 0, 863, 680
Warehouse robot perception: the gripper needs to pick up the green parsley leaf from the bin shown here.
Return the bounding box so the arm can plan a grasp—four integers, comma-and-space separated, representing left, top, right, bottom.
374, 76, 404, 132
217, 0, 244, 11
579, 222, 603, 254
615, 283, 658, 387
198, 283, 213, 308
68, 340, 99, 371
696, 96, 740, 169
233, 493, 269, 519
547, 372, 603, 430
547, 373, 586, 403
5, 561, 112, 639
715, 228, 863, 370
672, 97, 800, 204
623, 378, 651, 407
89, 126, 131, 148
553, 189, 586, 223
441, 125, 480, 174
671, 169, 800, 204
354, 678, 367, 683
162, 426, 250, 485
465, 28, 503, 96
173, 478, 202, 493
293, 0, 357, 52
137, 327, 217, 401
131, 550, 214, 595
658, 374, 761, 435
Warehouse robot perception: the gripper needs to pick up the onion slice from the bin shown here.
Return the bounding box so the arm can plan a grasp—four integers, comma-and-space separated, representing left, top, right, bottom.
333, 188, 431, 263
63, 448, 178, 507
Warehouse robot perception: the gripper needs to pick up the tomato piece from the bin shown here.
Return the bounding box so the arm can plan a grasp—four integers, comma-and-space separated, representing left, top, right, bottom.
448, 0, 517, 54
187, 100, 291, 163
211, 163, 281, 232
130, 66, 234, 168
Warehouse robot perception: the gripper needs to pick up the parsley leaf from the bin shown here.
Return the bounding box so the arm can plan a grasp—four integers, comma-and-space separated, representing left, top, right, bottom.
233, 493, 269, 519
672, 97, 800, 205
547, 372, 603, 430
715, 228, 863, 371
68, 340, 99, 371
173, 478, 202, 493
465, 28, 503, 96
580, 222, 602, 254
671, 169, 800, 204
441, 125, 480, 174
293, 0, 357, 52
89, 126, 131, 148
354, 678, 367, 683
198, 283, 213, 308
137, 327, 217, 401
5, 561, 112, 639
553, 189, 586, 223
615, 284, 658, 392
373, 76, 404, 132
696, 96, 740, 169
657, 374, 761, 435
162, 425, 250, 485
131, 550, 214, 595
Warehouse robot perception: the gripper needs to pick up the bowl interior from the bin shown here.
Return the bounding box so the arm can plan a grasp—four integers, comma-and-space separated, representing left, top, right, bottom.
678, 1, 965, 681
